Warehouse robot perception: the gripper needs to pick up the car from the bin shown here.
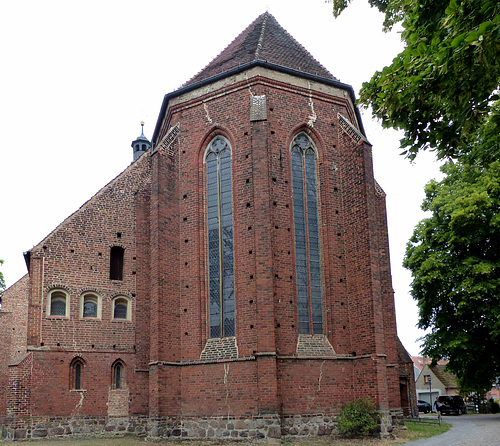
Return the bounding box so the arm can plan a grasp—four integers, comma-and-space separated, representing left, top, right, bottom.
435, 395, 467, 415
417, 400, 432, 413
451, 396, 467, 414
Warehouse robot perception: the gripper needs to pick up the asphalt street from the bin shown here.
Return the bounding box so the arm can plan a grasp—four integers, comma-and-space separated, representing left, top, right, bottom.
406, 414, 500, 445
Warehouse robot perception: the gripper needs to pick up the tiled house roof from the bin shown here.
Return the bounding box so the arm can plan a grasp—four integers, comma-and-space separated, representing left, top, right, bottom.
431, 364, 458, 389
184, 12, 337, 87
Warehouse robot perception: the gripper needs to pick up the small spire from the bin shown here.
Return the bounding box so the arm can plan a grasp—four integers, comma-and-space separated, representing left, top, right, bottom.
131, 122, 151, 162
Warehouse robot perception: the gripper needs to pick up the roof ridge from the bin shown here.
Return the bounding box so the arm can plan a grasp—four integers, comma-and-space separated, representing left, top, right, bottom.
181, 12, 336, 88
254, 11, 269, 60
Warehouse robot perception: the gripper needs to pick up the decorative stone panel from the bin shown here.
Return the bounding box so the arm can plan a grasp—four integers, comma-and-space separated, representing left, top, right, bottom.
250, 95, 267, 121
338, 113, 364, 144
200, 337, 238, 361
296, 334, 336, 357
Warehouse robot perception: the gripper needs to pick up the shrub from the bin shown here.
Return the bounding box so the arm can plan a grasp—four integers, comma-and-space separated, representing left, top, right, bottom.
488, 398, 500, 414
337, 398, 379, 436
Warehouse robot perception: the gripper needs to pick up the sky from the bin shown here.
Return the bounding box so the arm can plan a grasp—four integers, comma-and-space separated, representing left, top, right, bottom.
0, 0, 443, 355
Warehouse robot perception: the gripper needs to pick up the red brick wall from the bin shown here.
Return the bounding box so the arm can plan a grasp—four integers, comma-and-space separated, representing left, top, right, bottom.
0, 312, 13, 414
1, 275, 29, 362
149, 72, 401, 418
18, 155, 151, 417
7, 353, 32, 416
1, 274, 29, 416
2, 68, 402, 425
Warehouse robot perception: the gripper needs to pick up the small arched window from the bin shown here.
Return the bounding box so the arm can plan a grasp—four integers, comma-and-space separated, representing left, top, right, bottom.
112, 360, 125, 389
47, 289, 69, 317
80, 292, 102, 319
110, 246, 124, 281
112, 296, 131, 321
70, 357, 85, 390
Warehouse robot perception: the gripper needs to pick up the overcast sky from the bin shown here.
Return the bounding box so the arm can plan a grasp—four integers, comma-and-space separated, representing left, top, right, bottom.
0, 0, 442, 355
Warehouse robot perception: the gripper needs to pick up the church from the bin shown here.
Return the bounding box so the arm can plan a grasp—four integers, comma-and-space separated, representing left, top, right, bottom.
0, 12, 416, 441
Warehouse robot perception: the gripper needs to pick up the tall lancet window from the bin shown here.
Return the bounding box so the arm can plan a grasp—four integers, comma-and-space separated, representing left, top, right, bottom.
291, 132, 323, 334
205, 136, 235, 338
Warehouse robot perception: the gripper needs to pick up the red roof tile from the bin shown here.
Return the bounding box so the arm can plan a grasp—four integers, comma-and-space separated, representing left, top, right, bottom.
183, 12, 336, 87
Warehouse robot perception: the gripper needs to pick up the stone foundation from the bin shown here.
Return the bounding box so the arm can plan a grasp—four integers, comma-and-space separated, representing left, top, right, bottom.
1, 412, 400, 441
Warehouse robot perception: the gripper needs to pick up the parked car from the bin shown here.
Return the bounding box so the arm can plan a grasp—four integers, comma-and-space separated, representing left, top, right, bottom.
435, 395, 467, 415
417, 400, 432, 413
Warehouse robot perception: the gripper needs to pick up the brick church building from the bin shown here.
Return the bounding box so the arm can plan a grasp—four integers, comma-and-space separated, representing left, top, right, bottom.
0, 13, 416, 441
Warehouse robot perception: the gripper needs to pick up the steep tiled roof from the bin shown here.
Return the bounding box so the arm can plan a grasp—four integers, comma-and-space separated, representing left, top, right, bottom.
431, 364, 458, 388
396, 338, 412, 364
184, 12, 336, 87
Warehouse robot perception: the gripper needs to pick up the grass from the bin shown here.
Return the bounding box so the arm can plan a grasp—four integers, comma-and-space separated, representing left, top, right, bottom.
0, 421, 451, 445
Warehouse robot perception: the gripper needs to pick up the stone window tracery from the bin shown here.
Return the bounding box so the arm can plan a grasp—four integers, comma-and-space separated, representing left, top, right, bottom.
204, 136, 235, 338
291, 132, 323, 334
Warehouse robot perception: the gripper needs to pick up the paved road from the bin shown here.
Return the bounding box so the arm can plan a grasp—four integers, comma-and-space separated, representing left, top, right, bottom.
406, 414, 500, 445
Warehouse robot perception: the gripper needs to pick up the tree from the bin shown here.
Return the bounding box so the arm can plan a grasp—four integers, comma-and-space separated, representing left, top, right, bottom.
403, 161, 500, 393
332, 0, 500, 160
332, 0, 500, 391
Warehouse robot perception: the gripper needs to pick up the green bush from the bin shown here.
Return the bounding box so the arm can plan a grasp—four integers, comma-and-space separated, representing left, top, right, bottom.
337, 398, 379, 436
488, 398, 500, 414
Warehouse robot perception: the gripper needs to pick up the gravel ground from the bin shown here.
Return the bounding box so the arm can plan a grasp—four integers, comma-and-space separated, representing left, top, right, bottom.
406, 413, 500, 446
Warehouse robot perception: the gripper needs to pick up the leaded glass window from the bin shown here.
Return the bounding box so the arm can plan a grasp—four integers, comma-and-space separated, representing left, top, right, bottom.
291, 132, 323, 334
82, 294, 99, 318
114, 299, 128, 319
205, 136, 235, 338
49, 291, 67, 316
113, 361, 124, 389
71, 358, 84, 390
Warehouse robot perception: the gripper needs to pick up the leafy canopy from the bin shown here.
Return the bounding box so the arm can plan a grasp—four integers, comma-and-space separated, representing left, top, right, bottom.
332, 0, 500, 160
403, 161, 500, 392
332, 0, 500, 392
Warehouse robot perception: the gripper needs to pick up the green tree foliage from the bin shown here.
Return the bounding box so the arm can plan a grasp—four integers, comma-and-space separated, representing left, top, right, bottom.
336, 398, 379, 436
332, 0, 500, 393
403, 161, 500, 393
332, 0, 500, 160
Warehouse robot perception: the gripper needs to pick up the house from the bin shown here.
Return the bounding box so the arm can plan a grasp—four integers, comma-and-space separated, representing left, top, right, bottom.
0, 12, 413, 440
416, 363, 459, 405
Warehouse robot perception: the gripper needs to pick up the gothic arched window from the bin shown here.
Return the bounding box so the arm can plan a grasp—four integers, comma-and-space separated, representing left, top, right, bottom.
112, 360, 125, 389
204, 136, 235, 338
291, 132, 323, 334
70, 357, 85, 390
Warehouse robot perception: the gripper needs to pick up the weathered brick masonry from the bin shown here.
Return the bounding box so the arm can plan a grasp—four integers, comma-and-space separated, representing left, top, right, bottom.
0, 12, 416, 441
